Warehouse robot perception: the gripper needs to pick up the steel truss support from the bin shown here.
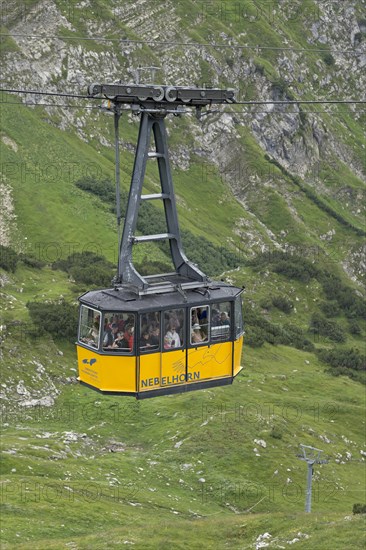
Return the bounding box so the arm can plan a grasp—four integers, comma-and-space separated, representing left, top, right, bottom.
116, 111, 208, 293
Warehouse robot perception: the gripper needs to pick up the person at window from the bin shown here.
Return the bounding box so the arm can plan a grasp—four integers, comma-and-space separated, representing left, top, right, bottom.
149, 324, 160, 349
109, 315, 118, 329
211, 309, 220, 327
84, 321, 99, 346
140, 329, 154, 351
164, 323, 181, 349
112, 331, 129, 350
219, 312, 230, 326
103, 323, 118, 348
191, 309, 198, 326
197, 307, 207, 324
123, 323, 134, 351
191, 323, 204, 344
168, 311, 180, 332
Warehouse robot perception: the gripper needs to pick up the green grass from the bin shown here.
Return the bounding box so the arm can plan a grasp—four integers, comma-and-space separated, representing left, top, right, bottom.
1, 2, 366, 547
1, 257, 365, 548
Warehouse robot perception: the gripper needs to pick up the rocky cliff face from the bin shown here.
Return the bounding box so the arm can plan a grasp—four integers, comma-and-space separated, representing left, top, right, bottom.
1, 0, 365, 283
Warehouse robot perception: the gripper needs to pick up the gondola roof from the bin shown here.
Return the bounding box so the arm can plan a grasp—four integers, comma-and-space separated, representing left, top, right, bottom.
79, 280, 243, 312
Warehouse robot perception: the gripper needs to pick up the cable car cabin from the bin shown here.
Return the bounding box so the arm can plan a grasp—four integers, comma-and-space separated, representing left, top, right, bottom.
77, 82, 244, 399
76, 283, 244, 399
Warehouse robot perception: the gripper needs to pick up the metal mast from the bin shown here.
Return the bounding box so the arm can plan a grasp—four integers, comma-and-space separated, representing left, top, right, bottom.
298, 444, 328, 513
88, 83, 235, 295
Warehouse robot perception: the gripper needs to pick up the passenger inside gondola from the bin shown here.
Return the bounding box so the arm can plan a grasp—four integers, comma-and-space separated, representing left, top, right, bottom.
164, 323, 181, 349
220, 311, 230, 325
191, 323, 204, 344
140, 328, 153, 351
149, 324, 160, 350
123, 323, 134, 350
112, 331, 128, 349
103, 323, 118, 348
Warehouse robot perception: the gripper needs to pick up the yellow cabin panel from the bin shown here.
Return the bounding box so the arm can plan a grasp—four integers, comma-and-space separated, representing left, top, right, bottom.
233, 335, 244, 376
139, 353, 161, 391
161, 349, 186, 387
77, 346, 102, 388
187, 342, 232, 382
77, 345, 136, 392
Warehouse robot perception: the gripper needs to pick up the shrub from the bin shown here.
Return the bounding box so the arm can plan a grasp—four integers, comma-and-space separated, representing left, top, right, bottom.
320, 300, 340, 317
135, 260, 172, 276
319, 272, 366, 319
353, 503, 366, 514
244, 307, 314, 351
0, 245, 18, 272
27, 300, 79, 341
353, 32, 362, 45
323, 53, 335, 66
75, 176, 118, 204
348, 320, 361, 335
250, 251, 319, 283
309, 312, 346, 343
53, 251, 115, 288
272, 295, 293, 314
271, 78, 288, 97
19, 253, 46, 269
245, 325, 265, 347
259, 297, 272, 310
327, 367, 365, 384
317, 348, 365, 371
272, 260, 317, 283
270, 426, 283, 440
282, 323, 315, 352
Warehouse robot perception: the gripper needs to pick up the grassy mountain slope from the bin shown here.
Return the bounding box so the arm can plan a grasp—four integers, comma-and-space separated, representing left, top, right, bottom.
1, 1, 366, 548
1, 255, 365, 549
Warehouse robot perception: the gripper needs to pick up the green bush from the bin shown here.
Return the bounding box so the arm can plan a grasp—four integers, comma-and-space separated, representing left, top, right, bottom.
309, 312, 346, 343
135, 259, 172, 276
250, 251, 319, 283
319, 272, 366, 319
245, 325, 265, 347
0, 244, 18, 272
282, 323, 314, 352
272, 295, 293, 314
327, 367, 365, 384
348, 320, 361, 335
317, 347, 365, 371
323, 53, 335, 66
271, 78, 289, 97
259, 297, 272, 310
320, 300, 340, 317
353, 503, 366, 514
272, 260, 316, 283
75, 176, 119, 204
27, 300, 79, 341
270, 426, 283, 440
19, 253, 46, 269
244, 307, 314, 351
53, 251, 115, 288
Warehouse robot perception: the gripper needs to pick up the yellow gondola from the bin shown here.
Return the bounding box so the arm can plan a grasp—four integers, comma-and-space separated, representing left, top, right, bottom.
76, 83, 244, 398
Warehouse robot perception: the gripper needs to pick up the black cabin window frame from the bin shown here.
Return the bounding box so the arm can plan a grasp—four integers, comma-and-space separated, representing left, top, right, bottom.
78, 305, 101, 351
189, 304, 210, 347
138, 311, 161, 355
210, 300, 232, 343
234, 295, 244, 338
162, 307, 185, 353
99, 311, 136, 355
